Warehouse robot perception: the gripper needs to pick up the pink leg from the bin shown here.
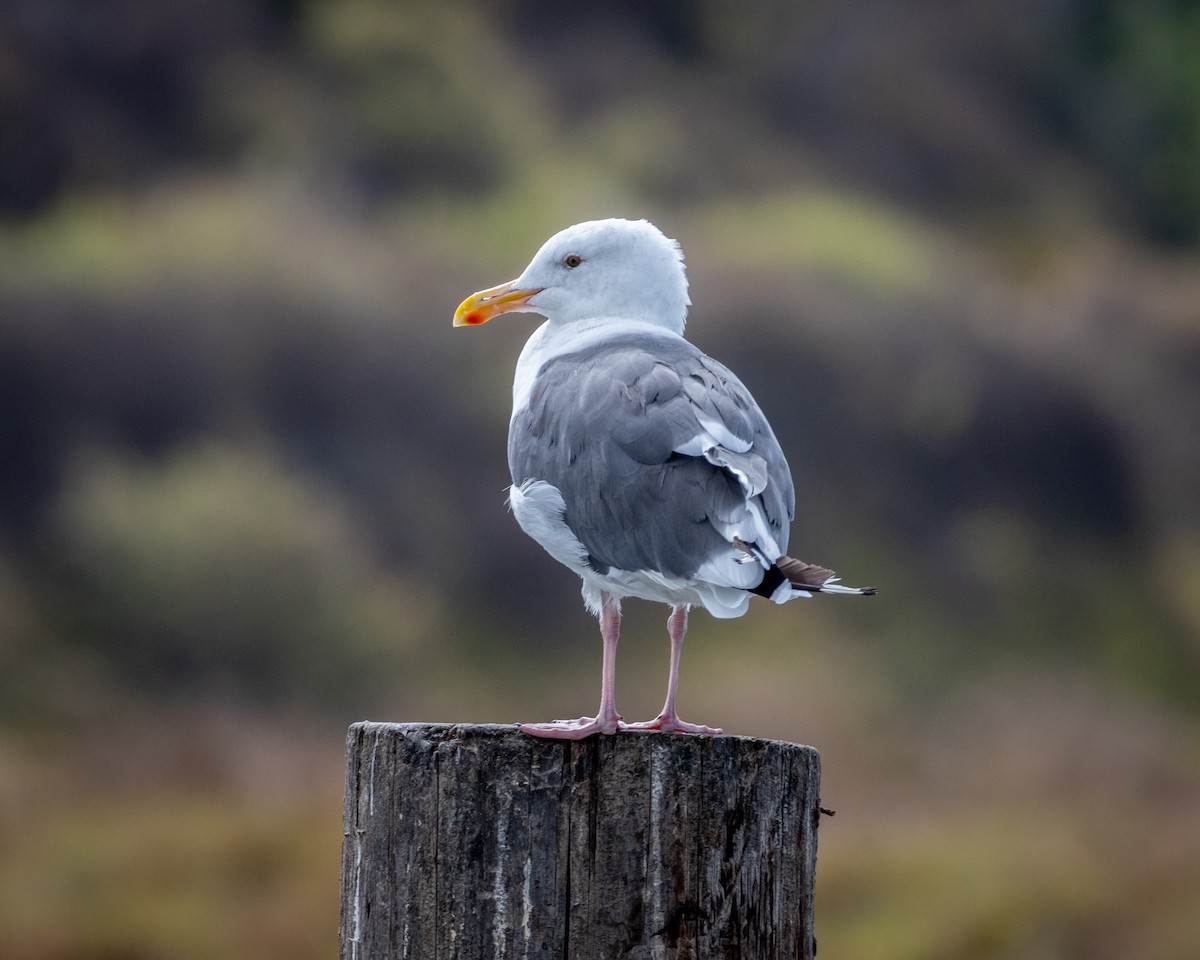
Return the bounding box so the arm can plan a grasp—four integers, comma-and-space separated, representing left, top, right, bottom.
520, 591, 624, 740
624, 606, 723, 735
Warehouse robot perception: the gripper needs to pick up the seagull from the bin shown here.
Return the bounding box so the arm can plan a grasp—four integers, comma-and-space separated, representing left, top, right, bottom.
454, 218, 874, 739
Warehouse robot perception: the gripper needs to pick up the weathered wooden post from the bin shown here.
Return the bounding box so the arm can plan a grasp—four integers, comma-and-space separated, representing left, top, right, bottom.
339, 722, 821, 959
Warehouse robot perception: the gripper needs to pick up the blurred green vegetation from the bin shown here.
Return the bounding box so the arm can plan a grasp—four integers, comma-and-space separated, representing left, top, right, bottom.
0, 1, 1198, 959
53, 443, 428, 703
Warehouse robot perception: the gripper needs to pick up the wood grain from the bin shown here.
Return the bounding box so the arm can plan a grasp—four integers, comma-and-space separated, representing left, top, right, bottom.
339, 722, 821, 960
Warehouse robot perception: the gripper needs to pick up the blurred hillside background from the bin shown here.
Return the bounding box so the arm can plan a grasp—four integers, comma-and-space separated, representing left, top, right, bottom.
1, 0, 1198, 957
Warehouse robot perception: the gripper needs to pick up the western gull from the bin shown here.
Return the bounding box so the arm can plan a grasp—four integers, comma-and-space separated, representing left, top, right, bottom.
454, 218, 874, 739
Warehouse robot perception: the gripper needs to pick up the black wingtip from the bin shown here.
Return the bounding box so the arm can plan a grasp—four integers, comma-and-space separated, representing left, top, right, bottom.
862, 587, 878, 596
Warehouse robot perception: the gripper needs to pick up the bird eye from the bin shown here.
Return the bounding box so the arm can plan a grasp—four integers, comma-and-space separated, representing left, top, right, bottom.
563, 253, 583, 268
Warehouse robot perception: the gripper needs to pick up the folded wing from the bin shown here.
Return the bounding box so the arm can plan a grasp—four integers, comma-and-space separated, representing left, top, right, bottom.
508, 332, 795, 590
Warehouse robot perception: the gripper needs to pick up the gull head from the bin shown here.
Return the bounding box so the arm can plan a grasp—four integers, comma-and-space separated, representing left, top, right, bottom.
454, 218, 691, 334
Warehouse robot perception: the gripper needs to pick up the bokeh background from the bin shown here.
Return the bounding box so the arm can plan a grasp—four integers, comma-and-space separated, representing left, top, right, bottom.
2, 1, 1199, 957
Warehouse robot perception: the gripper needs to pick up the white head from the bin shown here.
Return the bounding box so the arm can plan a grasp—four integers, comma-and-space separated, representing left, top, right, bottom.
453, 218, 691, 334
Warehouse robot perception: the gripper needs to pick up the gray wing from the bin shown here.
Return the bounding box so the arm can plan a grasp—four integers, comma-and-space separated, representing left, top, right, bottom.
508, 333, 795, 579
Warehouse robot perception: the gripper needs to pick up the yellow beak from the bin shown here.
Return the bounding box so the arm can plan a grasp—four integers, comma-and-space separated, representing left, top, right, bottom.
453, 280, 543, 327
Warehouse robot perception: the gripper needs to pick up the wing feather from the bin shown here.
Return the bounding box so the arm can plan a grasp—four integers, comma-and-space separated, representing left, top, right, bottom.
508, 332, 795, 580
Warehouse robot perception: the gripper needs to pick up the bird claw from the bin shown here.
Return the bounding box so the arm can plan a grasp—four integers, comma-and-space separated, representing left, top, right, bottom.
621, 714, 723, 736
519, 715, 622, 740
